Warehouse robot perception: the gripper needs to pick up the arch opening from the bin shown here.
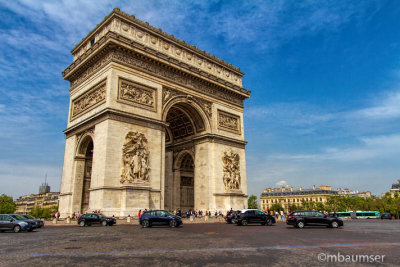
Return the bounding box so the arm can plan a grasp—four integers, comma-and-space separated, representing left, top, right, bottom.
178, 153, 194, 212
80, 137, 93, 213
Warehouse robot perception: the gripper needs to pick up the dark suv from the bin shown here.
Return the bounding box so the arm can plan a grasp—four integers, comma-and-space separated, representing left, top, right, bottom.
78, 213, 116, 227
0, 214, 33, 232
236, 209, 276, 226
140, 210, 182, 228
286, 211, 343, 228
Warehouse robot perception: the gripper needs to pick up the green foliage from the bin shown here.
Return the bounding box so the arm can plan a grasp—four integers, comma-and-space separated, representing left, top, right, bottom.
29, 206, 58, 219
0, 194, 16, 214
269, 203, 284, 211
248, 195, 259, 209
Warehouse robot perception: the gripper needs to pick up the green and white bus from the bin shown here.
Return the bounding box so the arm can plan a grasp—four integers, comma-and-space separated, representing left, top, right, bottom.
331, 211, 380, 219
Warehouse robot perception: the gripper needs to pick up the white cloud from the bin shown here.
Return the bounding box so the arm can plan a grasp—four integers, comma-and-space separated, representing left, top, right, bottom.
355, 91, 400, 120
275, 180, 288, 187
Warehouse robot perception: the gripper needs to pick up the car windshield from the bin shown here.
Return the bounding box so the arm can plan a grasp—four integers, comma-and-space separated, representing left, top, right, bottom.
166, 211, 174, 216
22, 214, 35, 219
11, 215, 26, 220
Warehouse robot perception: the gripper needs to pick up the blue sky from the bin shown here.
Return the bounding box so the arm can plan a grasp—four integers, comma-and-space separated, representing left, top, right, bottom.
1, 1, 400, 198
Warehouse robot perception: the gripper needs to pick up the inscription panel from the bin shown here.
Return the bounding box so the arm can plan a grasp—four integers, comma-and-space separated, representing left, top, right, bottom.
117, 77, 157, 112
218, 110, 241, 134
71, 79, 107, 120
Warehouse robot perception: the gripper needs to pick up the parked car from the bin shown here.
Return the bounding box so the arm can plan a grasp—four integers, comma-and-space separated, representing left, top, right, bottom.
17, 214, 44, 228
380, 213, 392, 220
225, 210, 240, 224
140, 210, 182, 228
236, 209, 276, 226
286, 211, 343, 228
0, 214, 33, 233
78, 213, 116, 227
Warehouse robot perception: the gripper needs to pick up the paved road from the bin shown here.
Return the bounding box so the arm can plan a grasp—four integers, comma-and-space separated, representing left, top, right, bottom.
0, 220, 399, 266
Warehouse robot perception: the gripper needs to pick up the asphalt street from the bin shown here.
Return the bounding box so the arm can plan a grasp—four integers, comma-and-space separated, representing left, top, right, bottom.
0, 220, 399, 266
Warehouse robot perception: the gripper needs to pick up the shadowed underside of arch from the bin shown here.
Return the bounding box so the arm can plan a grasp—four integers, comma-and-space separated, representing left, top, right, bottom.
166, 103, 205, 142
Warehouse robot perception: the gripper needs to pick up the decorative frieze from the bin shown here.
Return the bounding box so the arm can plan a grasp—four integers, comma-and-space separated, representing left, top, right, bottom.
218, 110, 241, 134
67, 44, 245, 107
117, 78, 157, 112
120, 131, 150, 184
71, 80, 107, 120
222, 149, 241, 191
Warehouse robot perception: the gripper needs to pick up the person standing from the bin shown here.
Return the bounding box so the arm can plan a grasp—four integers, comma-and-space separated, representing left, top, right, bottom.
280, 210, 284, 222
138, 209, 142, 223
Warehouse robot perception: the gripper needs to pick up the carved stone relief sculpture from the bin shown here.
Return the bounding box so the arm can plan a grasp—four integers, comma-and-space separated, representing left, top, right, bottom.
118, 78, 157, 111
218, 110, 241, 134
222, 148, 241, 191
120, 131, 150, 183
71, 80, 106, 119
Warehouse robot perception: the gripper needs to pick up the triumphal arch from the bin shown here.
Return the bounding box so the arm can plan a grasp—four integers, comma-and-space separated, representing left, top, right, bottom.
58, 8, 251, 217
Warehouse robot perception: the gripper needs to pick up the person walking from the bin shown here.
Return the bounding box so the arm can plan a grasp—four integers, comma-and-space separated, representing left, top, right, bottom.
138, 209, 142, 223
280, 210, 284, 222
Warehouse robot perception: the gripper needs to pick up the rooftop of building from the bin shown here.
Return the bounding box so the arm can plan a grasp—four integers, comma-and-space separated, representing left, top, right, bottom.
261, 185, 338, 197
391, 179, 400, 189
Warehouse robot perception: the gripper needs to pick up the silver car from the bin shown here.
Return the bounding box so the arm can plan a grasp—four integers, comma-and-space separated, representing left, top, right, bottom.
0, 214, 33, 233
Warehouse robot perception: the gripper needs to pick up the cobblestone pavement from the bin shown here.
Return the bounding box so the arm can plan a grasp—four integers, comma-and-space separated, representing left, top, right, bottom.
0, 220, 399, 266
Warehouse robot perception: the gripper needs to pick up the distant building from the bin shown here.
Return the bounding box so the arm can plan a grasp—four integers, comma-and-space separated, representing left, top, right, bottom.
260, 185, 338, 212
337, 188, 372, 198
15, 183, 59, 214
38, 182, 50, 195
390, 179, 400, 197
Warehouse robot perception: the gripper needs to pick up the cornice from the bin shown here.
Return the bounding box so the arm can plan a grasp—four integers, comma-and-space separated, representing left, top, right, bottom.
63, 32, 250, 99
64, 107, 168, 138
71, 8, 242, 77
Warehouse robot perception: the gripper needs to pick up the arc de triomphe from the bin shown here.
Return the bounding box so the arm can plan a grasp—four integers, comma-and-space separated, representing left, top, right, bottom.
59, 8, 251, 217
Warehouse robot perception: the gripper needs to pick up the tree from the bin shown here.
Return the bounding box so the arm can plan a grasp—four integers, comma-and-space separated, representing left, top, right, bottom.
248, 195, 258, 209
270, 203, 284, 212
0, 194, 16, 214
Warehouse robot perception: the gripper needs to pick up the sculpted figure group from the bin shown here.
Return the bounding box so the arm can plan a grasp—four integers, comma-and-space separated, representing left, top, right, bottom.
121, 131, 150, 183
222, 149, 241, 190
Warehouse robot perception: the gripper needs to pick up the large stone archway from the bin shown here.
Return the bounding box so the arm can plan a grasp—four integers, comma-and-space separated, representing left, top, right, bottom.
58, 9, 250, 218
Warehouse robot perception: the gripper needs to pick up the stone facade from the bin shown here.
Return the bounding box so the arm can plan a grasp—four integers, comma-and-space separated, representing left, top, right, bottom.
58, 8, 250, 218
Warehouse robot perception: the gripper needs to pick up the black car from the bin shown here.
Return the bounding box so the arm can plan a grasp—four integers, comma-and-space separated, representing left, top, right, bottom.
140, 210, 182, 228
78, 213, 116, 227
0, 214, 33, 232
19, 214, 44, 228
380, 213, 392, 220
225, 210, 240, 224
286, 211, 343, 228
236, 209, 276, 226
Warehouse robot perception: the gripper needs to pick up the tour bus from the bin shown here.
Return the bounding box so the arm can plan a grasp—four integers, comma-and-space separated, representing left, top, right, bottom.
331, 211, 380, 219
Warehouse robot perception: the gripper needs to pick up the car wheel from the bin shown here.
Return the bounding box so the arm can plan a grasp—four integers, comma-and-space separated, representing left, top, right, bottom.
330, 221, 339, 228
296, 221, 304, 229
266, 218, 273, 226
169, 220, 177, 228
101, 221, 108, 226
142, 220, 150, 228
13, 225, 21, 233
241, 219, 248, 226
0, 230, 4, 233
79, 221, 85, 227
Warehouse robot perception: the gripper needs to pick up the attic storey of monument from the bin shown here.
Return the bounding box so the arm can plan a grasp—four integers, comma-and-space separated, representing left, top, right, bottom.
58, 8, 251, 217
